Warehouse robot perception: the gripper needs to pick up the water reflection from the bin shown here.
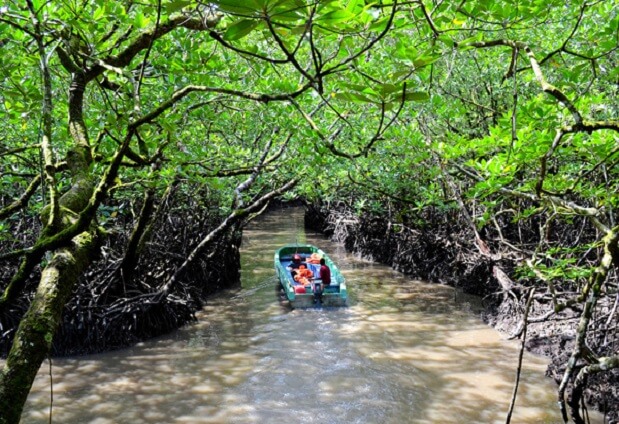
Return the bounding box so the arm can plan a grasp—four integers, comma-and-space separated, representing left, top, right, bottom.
10, 208, 602, 423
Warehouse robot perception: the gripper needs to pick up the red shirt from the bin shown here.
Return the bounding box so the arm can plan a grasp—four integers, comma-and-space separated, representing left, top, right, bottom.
319, 264, 331, 285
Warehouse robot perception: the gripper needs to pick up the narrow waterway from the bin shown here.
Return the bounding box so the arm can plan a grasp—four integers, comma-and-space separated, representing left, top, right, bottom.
15, 208, 601, 423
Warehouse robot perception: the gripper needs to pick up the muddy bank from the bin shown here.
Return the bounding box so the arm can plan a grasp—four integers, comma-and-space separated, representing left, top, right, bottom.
305, 202, 503, 299
305, 202, 618, 423
1, 186, 241, 356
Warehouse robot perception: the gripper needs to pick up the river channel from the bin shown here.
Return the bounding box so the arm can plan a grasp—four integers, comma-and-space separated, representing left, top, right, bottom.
15, 208, 602, 423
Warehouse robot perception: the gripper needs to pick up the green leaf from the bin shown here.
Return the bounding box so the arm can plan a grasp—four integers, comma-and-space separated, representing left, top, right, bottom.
268, 0, 306, 20
403, 91, 430, 101
165, 0, 192, 14
133, 12, 149, 29
333, 92, 375, 103
318, 9, 356, 24
378, 82, 429, 102
223, 19, 260, 41
93, 6, 106, 21
379, 83, 402, 95
346, 0, 363, 13
457, 33, 483, 48
437, 35, 455, 47
211, 0, 262, 14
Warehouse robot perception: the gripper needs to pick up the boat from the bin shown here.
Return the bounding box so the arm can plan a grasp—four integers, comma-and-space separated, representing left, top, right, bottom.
274, 244, 347, 308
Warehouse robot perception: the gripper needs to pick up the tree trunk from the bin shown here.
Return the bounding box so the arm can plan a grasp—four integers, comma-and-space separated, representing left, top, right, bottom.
0, 231, 98, 424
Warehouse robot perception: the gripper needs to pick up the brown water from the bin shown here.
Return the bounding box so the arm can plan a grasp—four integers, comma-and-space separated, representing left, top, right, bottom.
11, 208, 602, 423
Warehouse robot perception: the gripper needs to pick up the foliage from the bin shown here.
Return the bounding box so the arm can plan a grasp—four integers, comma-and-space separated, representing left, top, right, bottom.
297, 2, 619, 422
1, 0, 618, 422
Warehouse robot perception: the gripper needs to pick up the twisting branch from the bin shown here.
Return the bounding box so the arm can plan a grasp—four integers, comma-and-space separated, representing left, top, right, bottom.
538, 1, 589, 67
88, 13, 220, 81
536, 129, 566, 196
131, 83, 314, 127
159, 178, 299, 296
232, 131, 276, 209
0, 127, 135, 304
522, 44, 584, 126
264, 13, 316, 88
571, 354, 619, 419
288, 97, 352, 158
0, 175, 41, 219
26, 0, 59, 230
0, 144, 41, 157
134, 0, 162, 115
289, 82, 408, 159
416, 0, 440, 37
0, 8, 59, 314
322, 0, 399, 76
465, 39, 586, 126
207, 30, 288, 64
557, 225, 619, 423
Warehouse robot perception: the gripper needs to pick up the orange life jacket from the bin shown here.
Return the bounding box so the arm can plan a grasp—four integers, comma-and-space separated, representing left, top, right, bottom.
307, 253, 322, 264
294, 267, 313, 280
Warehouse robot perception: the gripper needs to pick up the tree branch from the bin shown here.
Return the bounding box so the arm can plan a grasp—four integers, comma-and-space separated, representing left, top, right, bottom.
159, 178, 299, 295
0, 175, 41, 219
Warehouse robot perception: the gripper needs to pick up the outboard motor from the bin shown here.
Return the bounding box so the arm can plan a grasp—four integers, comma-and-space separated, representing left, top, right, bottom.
313, 280, 323, 304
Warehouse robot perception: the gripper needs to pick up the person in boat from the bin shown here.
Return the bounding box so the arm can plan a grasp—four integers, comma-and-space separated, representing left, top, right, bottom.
293, 264, 313, 286
287, 253, 304, 279
313, 258, 331, 304
319, 258, 331, 290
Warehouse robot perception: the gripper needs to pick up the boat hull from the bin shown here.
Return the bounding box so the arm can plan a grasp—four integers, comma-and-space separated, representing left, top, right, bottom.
274, 244, 347, 308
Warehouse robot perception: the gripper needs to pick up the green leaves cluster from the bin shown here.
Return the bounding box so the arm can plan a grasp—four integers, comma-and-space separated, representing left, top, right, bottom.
293, 1, 619, 297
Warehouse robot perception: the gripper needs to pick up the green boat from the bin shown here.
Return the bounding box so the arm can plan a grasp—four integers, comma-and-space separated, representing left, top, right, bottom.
274, 244, 347, 308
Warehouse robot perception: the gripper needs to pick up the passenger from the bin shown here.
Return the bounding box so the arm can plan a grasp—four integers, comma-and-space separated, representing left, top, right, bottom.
307, 252, 322, 264
293, 264, 313, 286
287, 253, 303, 279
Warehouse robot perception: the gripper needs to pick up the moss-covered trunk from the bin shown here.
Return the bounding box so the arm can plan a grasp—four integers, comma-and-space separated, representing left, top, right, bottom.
0, 232, 97, 424
0, 36, 97, 420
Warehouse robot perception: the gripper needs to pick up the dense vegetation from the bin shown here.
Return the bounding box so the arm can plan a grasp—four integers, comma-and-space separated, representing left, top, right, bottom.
1, 1, 618, 423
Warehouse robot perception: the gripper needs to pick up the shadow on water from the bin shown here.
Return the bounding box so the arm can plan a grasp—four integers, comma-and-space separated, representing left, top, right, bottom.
13, 208, 604, 423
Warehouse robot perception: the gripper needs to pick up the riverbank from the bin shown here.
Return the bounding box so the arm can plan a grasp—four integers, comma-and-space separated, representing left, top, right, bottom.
9, 207, 573, 424
304, 202, 618, 423
1, 188, 242, 356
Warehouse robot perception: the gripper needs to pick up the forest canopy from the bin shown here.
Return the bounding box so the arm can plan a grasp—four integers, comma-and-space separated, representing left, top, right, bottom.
1, 0, 618, 423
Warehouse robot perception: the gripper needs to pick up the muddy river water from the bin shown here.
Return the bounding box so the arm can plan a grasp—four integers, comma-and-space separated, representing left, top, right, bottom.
14, 208, 603, 423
